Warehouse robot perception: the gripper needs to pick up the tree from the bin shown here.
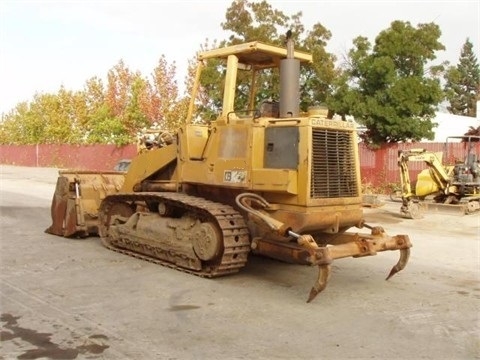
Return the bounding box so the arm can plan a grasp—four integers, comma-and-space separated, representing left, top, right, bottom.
464, 125, 480, 138
84, 103, 131, 145
444, 38, 480, 117
0, 89, 87, 144
147, 56, 185, 130
194, 0, 336, 121
327, 21, 445, 147
0, 102, 40, 144
123, 76, 149, 134
0, 56, 185, 145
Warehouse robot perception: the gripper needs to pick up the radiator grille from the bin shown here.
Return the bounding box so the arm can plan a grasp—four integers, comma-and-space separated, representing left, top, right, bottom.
310, 129, 359, 198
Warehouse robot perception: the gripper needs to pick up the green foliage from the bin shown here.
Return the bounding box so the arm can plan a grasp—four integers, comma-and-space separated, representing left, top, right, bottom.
327, 21, 445, 147
84, 104, 131, 146
123, 76, 149, 133
222, 0, 290, 44
0, 102, 40, 144
444, 38, 480, 117
0, 91, 86, 144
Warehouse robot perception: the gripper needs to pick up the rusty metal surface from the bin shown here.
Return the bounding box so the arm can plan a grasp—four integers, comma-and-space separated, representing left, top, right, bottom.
251, 238, 311, 265
45, 176, 70, 236
45, 171, 125, 238
251, 225, 412, 302
98, 192, 251, 278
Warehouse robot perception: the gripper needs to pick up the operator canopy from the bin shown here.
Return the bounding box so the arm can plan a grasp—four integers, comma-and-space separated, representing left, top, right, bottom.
197, 41, 313, 70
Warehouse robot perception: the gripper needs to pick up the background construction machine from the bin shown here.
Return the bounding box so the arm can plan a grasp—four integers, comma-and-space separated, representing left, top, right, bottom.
397, 135, 480, 218
46, 38, 411, 302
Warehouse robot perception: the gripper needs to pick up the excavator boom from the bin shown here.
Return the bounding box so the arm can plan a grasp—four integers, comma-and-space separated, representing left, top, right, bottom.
396, 139, 480, 218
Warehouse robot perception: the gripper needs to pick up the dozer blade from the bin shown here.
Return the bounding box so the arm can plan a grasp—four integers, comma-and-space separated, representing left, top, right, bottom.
45, 170, 125, 237
418, 201, 469, 216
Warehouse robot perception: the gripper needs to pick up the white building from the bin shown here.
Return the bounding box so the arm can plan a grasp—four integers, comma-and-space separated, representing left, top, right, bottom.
343, 103, 480, 143
429, 111, 480, 142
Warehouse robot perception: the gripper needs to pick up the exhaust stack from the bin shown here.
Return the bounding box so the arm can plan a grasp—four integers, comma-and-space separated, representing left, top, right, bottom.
279, 33, 300, 118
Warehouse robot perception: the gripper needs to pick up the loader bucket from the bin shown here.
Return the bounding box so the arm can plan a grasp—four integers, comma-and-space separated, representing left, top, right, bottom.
45, 170, 125, 237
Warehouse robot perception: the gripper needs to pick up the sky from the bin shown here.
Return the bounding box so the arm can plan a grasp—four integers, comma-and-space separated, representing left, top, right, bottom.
0, 0, 479, 115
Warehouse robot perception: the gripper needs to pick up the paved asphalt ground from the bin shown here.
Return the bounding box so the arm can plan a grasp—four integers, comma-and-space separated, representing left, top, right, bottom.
1, 165, 479, 360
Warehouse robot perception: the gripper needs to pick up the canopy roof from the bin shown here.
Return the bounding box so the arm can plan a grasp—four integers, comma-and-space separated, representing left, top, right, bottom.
198, 41, 312, 69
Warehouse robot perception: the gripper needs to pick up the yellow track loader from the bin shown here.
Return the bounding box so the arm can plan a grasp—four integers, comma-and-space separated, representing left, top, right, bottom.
46, 38, 411, 302
397, 136, 480, 218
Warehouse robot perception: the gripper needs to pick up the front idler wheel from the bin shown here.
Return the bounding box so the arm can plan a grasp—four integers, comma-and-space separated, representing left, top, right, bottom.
192, 222, 223, 261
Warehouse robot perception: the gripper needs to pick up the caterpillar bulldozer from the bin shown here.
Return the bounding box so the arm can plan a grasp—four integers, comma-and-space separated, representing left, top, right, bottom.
45, 38, 412, 302
397, 136, 480, 218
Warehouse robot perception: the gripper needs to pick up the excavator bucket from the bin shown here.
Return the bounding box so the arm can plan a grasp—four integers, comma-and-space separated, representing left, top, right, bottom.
45, 170, 125, 237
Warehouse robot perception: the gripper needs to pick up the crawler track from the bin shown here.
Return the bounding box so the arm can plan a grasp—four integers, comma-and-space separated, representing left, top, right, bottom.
99, 192, 251, 277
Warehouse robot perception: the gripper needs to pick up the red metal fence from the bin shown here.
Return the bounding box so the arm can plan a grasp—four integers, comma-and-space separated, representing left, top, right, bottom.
1, 142, 477, 187
358, 142, 479, 186
359, 142, 480, 186
0, 144, 137, 172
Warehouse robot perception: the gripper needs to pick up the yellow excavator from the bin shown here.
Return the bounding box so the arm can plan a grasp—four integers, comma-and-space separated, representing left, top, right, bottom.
397, 136, 480, 218
45, 38, 412, 302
